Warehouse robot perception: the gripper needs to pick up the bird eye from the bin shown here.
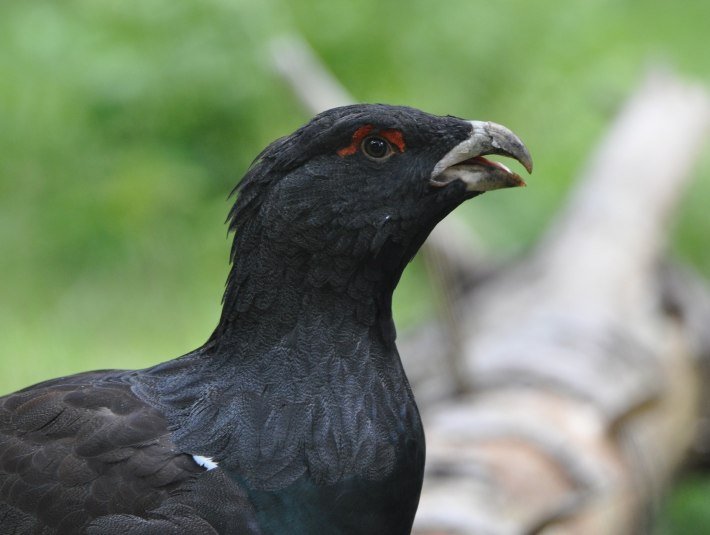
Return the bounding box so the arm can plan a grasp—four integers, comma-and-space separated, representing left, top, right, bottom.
361, 136, 393, 160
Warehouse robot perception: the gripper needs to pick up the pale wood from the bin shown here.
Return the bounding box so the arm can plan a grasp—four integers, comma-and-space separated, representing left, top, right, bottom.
414, 70, 710, 535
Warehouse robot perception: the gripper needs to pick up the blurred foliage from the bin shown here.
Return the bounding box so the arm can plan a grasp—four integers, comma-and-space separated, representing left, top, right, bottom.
655, 475, 710, 535
0, 0, 709, 530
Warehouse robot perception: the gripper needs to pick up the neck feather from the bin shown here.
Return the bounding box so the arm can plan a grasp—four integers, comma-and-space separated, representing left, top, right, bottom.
210, 223, 407, 348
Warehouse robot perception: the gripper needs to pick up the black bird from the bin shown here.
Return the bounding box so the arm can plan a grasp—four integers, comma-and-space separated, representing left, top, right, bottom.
0, 104, 531, 534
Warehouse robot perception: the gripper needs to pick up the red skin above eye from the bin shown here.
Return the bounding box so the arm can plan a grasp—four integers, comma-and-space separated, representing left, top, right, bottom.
337, 125, 374, 157
379, 129, 406, 153
337, 125, 407, 157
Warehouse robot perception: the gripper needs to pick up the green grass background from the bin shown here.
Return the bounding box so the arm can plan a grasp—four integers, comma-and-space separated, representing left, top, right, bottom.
1, 0, 709, 531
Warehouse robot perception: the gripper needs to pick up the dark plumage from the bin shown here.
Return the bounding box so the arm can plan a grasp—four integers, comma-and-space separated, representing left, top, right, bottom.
0, 104, 531, 534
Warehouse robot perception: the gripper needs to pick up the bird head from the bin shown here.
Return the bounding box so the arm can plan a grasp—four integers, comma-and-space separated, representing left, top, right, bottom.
220, 104, 531, 329
230, 104, 530, 257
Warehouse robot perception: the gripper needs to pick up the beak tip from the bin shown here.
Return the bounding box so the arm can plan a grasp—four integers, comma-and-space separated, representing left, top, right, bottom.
519, 148, 534, 174
524, 157, 534, 175
483, 120, 533, 175
511, 173, 527, 188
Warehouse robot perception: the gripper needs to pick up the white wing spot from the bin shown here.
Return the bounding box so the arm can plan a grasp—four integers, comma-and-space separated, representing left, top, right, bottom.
192, 455, 218, 471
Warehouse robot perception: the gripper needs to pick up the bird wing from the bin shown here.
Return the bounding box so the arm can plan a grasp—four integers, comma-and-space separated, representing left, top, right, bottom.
0, 370, 256, 534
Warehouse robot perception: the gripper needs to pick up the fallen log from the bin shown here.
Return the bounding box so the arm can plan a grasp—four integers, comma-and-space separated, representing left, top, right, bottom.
414, 70, 710, 535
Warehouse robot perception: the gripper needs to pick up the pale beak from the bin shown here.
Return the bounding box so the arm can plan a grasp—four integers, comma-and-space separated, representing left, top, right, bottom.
430, 121, 533, 192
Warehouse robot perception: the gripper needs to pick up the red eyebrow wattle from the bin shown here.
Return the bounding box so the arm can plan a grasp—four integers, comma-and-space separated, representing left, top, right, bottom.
337, 126, 407, 157
380, 129, 406, 153
337, 125, 374, 157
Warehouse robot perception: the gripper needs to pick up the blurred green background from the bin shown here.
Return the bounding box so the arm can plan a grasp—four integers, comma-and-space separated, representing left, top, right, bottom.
1, 0, 709, 531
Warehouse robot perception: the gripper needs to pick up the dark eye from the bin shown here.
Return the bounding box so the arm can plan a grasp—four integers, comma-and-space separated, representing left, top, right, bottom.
361, 136, 393, 160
